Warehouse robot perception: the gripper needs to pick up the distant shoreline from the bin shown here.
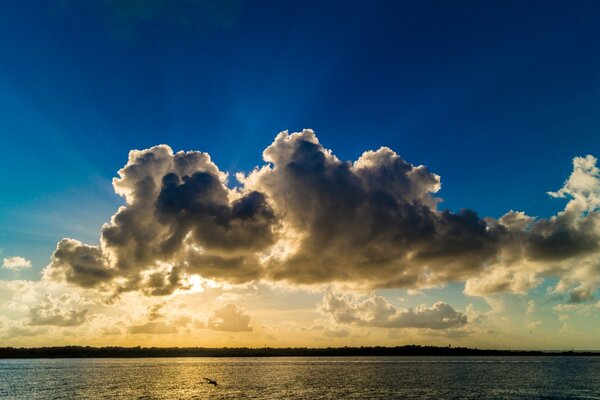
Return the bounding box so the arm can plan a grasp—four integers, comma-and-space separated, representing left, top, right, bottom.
1, 345, 599, 358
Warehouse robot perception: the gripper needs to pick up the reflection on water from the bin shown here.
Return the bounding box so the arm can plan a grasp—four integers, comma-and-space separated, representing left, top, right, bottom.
1, 356, 600, 399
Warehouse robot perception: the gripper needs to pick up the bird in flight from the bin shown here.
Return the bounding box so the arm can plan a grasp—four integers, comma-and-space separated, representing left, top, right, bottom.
204, 378, 218, 386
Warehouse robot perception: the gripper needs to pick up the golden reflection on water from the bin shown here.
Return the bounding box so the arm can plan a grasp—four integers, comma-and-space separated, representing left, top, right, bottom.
1, 356, 600, 399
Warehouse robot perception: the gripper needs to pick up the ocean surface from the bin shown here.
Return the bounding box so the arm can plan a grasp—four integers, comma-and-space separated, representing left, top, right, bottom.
1, 356, 599, 399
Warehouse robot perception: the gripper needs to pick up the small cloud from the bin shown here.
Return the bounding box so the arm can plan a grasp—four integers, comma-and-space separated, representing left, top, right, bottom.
423, 329, 474, 339
323, 328, 350, 338
465, 304, 486, 324
102, 327, 122, 336
3, 325, 46, 338
129, 321, 177, 335
388, 329, 402, 339
554, 303, 585, 312
2, 256, 32, 270
526, 299, 535, 315
207, 304, 252, 332
568, 287, 595, 304
526, 320, 542, 331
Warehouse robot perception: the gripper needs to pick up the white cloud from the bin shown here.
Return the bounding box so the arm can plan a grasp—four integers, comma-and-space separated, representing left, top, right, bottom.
207, 303, 252, 332
28, 293, 88, 327
129, 321, 177, 335
526, 299, 535, 315
548, 155, 600, 213
319, 291, 467, 330
2, 256, 32, 270
464, 265, 540, 296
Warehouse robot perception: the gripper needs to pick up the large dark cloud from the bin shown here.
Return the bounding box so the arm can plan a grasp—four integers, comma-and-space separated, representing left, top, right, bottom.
43, 131, 600, 299
243, 130, 506, 288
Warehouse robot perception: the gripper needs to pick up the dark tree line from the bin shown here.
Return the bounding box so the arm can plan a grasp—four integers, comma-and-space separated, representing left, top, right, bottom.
0, 345, 596, 358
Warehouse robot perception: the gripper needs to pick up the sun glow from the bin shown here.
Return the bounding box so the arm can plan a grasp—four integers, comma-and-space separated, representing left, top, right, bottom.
186, 275, 221, 293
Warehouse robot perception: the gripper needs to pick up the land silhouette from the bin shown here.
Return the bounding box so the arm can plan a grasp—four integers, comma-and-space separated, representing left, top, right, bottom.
0, 345, 597, 358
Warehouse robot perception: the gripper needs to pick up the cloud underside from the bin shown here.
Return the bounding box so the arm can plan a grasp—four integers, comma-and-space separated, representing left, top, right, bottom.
43, 130, 600, 300
2, 256, 32, 270
128, 303, 252, 334
28, 293, 88, 327
320, 292, 467, 330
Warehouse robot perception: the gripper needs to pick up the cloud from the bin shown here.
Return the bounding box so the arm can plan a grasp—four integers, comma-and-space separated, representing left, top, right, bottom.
128, 302, 194, 334
526, 320, 542, 331
41, 130, 600, 300
43, 145, 277, 294
207, 303, 252, 332
28, 293, 88, 327
2, 256, 32, 270
464, 265, 540, 296
129, 321, 177, 335
547, 155, 600, 212
568, 287, 595, 304
0, 316, 46, 338
322, 328, 350, 338
463, 155, 600, 298
43, 239, 113, 288
526, 299, 535, 315
319, 292, 467, 330
239, 131, 511, 289
553, 300, 600, 314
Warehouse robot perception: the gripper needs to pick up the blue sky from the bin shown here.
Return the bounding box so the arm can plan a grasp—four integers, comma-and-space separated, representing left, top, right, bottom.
1, 0, 600, 334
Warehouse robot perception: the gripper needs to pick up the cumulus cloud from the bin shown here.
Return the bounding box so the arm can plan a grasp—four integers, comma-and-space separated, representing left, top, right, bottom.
44, 239, 113, 288
457, 155, 600, 299
319, 292, 467, 329
129, 321, 177, 335
207, 303, 252, 332
41, 130, 600, 300
2, 256, 32, 270
44, 145, 276, 294
464, 265, 540, 296
240, 130, 505, 289
0, 316, 46, 338
128, 303, 196, 334
28, 293, 88, 327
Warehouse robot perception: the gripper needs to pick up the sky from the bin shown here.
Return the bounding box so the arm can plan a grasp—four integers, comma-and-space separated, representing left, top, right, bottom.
1, 0, 600, 349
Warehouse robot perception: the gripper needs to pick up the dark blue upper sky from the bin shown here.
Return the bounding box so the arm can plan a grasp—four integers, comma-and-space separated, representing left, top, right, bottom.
1, 0, 600, 277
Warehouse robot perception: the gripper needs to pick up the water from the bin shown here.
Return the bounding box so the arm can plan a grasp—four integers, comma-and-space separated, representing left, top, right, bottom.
1, 356, 599, 399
